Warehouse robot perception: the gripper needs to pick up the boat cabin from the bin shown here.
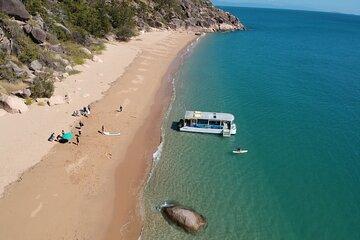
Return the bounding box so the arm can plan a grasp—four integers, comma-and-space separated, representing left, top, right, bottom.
178, 111, 237, 136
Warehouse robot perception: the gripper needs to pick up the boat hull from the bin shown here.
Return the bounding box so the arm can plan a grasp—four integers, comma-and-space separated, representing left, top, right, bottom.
179, 126, 236, 135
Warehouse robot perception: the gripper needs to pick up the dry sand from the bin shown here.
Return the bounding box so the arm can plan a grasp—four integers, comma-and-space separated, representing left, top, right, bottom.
0, 30, 197, 240
0, 40, 139, 196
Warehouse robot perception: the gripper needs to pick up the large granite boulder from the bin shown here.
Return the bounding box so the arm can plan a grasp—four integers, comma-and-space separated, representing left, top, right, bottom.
161, 203, 207, 234
0, 94, 29, 114
0, 0, 31, 21
12, 88, 31, 98
30, 60, 43, 71
30, 27, 46, 43
6, 61, 28, 79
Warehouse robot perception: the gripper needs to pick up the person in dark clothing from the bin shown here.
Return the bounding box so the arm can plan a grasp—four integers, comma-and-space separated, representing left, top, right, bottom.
48, 133, 55, 142
79, 121, 84, 127
76, 136, 79, 145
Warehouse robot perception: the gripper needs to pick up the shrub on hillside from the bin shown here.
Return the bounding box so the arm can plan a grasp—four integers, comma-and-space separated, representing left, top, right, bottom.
61, 0, 111, 37
23, 0, 46, 15
1, 19, 41, 63
115, 25, 134, 42
30, 74, 54, 98
63, 41, 91, 65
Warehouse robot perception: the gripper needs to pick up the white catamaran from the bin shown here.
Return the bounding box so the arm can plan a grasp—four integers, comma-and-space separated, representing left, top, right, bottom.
177, 111, 237, 137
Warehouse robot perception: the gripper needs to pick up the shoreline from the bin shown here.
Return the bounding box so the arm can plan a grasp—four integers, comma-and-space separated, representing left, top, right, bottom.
0, 30, 198, 240
105, 35, 201, 239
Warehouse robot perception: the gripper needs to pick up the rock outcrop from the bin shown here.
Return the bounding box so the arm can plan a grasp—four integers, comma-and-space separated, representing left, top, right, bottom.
30, 60, 43, 71
0, 94, 28, 113
0, 0, 31, 21
12, 88, 31, 98
0, 0, 245, 98
161, 203, 207, 234
132, 0, 244, 32
30, 27, 46, 44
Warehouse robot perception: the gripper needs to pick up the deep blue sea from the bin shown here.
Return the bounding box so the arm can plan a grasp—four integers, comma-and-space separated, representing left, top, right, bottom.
142, 7, 360, 240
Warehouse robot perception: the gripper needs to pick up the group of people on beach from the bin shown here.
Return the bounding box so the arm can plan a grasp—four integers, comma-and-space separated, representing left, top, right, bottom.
72, 105, 91, 117
48, 130, 65, 142
48, 103, 124, 144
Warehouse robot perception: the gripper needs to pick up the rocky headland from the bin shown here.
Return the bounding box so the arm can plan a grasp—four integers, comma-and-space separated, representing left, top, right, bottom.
0, 0, 244, 114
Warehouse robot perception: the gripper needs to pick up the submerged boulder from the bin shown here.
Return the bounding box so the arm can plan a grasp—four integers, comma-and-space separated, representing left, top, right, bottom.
161, 202, 207, 234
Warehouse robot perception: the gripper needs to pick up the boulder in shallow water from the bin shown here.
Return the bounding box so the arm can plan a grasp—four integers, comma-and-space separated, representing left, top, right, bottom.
161, 203, 207, 234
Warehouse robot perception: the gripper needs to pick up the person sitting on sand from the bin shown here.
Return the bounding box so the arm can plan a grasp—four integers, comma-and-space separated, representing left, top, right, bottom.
79, 121, 84, 127
61, 130, 65, 135
72, 110, 79, 117
119, 105, 123, 112
48, 133, 55, 142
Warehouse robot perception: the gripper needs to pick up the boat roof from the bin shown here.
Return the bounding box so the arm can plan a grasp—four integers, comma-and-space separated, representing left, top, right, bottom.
184, 111, 235, 121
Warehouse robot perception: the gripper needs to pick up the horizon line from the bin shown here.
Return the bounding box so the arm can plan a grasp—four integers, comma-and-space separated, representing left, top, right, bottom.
214, 4, 360, 17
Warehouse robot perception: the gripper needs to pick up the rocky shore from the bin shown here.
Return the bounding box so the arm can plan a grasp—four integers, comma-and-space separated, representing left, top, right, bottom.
1, 0, 244, 111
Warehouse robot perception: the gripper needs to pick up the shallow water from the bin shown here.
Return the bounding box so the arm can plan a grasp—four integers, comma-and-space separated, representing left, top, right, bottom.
142, 7, 360, 240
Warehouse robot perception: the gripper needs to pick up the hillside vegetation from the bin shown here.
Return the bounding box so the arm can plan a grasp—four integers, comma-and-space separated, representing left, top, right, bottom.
0, 0, 244, 98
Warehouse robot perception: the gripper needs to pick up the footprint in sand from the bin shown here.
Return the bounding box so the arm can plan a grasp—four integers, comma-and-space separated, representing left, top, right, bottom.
131, 79, 143, 84
30, 202, 43, 218
123, 98, 130, 108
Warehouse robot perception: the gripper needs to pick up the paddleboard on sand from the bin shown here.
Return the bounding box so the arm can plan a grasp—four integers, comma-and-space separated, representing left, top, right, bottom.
103, 131, 121, 136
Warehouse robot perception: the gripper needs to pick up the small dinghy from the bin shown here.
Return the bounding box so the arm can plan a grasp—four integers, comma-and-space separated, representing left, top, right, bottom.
233, 148, 248, 154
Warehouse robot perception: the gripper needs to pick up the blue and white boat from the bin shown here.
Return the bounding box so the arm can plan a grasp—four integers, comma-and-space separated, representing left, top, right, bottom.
177, 111, 237, 137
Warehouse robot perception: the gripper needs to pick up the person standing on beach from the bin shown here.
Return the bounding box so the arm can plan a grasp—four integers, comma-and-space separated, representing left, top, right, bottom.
76, 136, 79, 145
102, 125, 105, 133
119, 105, 123, 112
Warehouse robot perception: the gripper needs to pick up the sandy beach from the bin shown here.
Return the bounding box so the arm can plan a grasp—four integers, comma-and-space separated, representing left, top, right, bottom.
0, 30, 197, 239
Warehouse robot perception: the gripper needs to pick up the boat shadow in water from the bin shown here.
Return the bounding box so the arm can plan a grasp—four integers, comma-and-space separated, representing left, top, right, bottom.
170, 121, 181, 131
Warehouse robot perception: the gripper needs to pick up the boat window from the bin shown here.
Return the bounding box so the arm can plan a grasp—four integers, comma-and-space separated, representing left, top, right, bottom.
209, 120, 220, 125
197, 119, 208, 125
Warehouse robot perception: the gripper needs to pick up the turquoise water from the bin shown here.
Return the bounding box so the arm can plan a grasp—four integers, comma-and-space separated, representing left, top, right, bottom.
142, 7, 360, 240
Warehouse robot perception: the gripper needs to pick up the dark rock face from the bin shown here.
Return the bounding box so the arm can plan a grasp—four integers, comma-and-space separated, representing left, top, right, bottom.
0, 0, 31, 20
161, 203, 207, 234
